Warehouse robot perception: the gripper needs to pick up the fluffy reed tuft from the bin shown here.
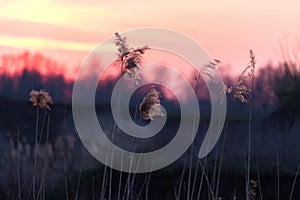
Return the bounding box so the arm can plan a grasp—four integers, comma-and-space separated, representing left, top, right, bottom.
29, 89, 53, 110
139, 86, 165, 120
114, 32, 150, 85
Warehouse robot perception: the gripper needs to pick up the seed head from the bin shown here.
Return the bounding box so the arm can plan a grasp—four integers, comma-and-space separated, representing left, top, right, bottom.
29, 89, 53, 110
114, 32, 150, 85
233, 50, 256, 103
139, 86, 165, 120
248, 179, 258, 200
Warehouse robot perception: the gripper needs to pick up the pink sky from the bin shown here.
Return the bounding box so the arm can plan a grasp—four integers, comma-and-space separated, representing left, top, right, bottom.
0, 0, 300, 78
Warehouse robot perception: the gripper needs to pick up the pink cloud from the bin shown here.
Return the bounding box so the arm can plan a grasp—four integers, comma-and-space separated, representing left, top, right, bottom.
0, 16, 103, 43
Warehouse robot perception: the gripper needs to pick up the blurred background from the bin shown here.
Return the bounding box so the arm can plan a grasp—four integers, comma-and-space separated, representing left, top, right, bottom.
1, 0, 300, 199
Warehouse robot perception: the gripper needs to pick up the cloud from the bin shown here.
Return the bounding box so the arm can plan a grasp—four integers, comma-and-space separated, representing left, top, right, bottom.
0, 35, 106, 52
0, 16, 105, 44
0, 0, 121, 31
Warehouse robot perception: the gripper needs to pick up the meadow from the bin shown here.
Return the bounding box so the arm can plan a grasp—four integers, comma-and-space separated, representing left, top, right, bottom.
0, 36, 300, 200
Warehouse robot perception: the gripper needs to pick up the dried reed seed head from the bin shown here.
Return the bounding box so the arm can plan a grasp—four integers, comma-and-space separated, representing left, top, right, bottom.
139, 87, 164, 120
141, 111, 150, 120
221, 84, 233, 96
126, 67, 142, 85
250, 179, 258, 187
200, 59, 221, 80
29, 89, 53, 110
193, 58, 221, 90
114, 32, 129, 55
232, 50, 256, 103
114, 32, 150, 85
248, 179, 258, 200
233, 94, 248, 103
217, 51, 256, 103
250, 49, 256, 65
139, 98, 152, 112
148, 103, 165, 120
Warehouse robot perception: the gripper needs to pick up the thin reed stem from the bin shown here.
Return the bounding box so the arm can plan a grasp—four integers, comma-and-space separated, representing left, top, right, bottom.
190, 159, 200, 200
17, 127, 21, 200
256, 162, 263, 200
117, 152, 124, 200
215, 94, 235, 199
277, 149, 280, 200
289, 165, 300, 200
92, 176, 95, 200
246, 50, 255, 200
74, 146, 83, 200
33, 106, 39, 200
63, 105, 69, 200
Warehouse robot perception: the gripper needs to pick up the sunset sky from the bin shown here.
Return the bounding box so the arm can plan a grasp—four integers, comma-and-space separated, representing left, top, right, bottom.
0, 0, 300, 78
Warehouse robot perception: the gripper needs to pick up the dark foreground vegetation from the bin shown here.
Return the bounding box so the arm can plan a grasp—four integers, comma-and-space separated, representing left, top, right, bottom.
1, 51, 300, 199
